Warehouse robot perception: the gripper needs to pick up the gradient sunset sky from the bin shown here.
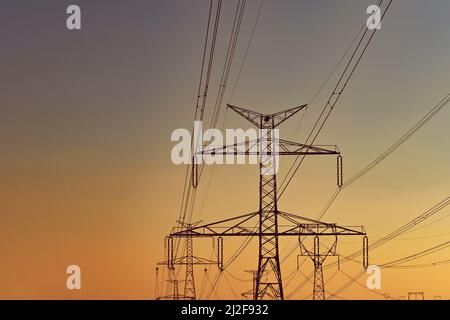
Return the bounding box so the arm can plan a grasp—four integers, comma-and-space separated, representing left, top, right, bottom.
0, 0, 449, 299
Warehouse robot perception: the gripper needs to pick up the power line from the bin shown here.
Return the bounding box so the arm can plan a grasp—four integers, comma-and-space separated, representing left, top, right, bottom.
286, 197, 450, 298
317, 93, 450, 221
170, 0, 250, 297
340, 229, 450, 242
278, 0, 393, 199
281, 92, 450, 265
177, 0, 225, 231
384, 258, 450, 269
177, 0, 223, 239
229, 0, 264, 102
223, 272, 240, 299
172, 0, 390, 300
207, 0, 247, 134
335, 197, 450, 267
339, 269, 389, 299
291, 24, 367, 140
333, 240, 450, 297
197, 0, 264, 220
319, 198, 450, 295
191, 0, 246, 223
401, 210, 450, 236
380, 241, 450, 268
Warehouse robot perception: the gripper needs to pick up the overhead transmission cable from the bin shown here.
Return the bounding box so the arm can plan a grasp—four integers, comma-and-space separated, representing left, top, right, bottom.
280, 92, 450, 265
197, 0, 247, 185
181, 0, 224, 225
317, 93, 450, 221
198, 0, 264, 220
280, 0, 393, 265
333, 240, 450, 297
177, 0, 222, 230
286, 197, 450, 298
278, 0, 393, 199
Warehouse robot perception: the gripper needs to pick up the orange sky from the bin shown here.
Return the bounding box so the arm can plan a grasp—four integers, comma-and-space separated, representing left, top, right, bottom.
0, 0, 449, 300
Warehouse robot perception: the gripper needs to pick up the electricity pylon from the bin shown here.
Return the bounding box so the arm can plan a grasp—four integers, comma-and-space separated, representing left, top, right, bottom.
168, 104, 368, 300
158, 222, 216, 300
408, 292, 425, 300
299, 235, 339, 300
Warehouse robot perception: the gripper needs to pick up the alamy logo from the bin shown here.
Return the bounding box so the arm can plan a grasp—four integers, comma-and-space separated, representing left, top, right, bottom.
171, 121, 280, 175
66, 5, 81, 30
366, 5, 382, 30
366, 265, 381, 290
66, 265, 81, 290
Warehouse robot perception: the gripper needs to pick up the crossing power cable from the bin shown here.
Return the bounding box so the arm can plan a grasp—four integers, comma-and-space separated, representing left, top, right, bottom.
317, 93, 450, 222
176, 0, 223, 261
333, 240, 450, 297
286, 197, 450, 297
278, 0, 393, 199
198, 0, 264, 220
280, 92, 450, 265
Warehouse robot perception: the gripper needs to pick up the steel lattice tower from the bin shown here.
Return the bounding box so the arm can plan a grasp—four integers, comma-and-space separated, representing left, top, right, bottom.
158, 222, 216, 300
299, 235, 338, 300
254, 110, 283, 299
167, 104, 369, 300
184, 235, 196, 299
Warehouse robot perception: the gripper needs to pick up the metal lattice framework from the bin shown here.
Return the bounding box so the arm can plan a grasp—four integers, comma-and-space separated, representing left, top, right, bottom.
166, 104, 368, 300
170, 211, 365, 238
298, 235, 338, 300
159, 221, 216, 300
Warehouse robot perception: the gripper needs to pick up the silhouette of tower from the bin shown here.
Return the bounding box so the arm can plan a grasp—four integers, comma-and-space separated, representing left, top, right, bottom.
168, 104, 368, 300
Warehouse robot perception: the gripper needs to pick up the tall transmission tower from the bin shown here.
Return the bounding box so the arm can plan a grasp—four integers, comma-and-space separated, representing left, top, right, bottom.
298, 234, 368, 300
167, 104, 369, 300
299, 235, 337, 300
158, 224, 217, 300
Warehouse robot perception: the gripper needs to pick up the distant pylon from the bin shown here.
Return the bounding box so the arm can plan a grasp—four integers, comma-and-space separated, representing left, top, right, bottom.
408, 292, 425, 300
299, 235, 337, 300
178, 221, 204, 300
158, 222, 217, 300
184, 233, 196, 299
